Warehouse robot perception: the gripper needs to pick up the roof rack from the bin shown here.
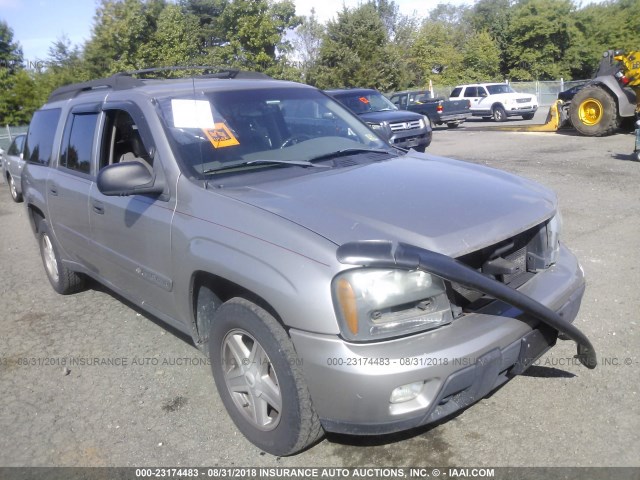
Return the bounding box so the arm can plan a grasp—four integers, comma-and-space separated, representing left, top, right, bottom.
47, 73, 144, 103
47, 66, 272, 103
125, 65, 272, 80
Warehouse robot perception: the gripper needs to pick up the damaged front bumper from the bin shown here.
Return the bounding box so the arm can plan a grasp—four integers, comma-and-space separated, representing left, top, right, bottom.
289, 242, 594, 435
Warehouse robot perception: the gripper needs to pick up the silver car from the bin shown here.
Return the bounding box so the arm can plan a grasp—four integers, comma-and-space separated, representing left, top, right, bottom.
21, 71, 596, 456
2, 133, 26, 202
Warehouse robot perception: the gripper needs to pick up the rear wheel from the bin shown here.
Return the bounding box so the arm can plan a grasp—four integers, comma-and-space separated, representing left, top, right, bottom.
522, 113, 535, 120
446, 122, 459, 129
38, 220, 85, 294
492, 105, 507, 122
8, 174, 22, 202
570, 86, 618, 136
210, 298, 323, 456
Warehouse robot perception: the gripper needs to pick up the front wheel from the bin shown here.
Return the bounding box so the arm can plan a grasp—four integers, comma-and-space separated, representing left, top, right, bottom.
8, 174, 22, 203
569, 86, 618, 136
210, 298, 323, 456
492, 105, 507, 122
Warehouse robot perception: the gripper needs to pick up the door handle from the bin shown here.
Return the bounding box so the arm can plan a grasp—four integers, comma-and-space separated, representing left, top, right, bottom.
92, 200, 104, 215
49, 187, 58, 196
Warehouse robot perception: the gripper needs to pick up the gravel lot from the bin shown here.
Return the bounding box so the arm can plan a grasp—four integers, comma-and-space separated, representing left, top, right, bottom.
1, 111, 638, 467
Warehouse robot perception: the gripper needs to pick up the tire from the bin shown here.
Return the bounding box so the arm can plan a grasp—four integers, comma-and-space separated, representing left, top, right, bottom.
210, 298, 323, 456
522, 113, 535, 120
569, 86, 618, 137
492, 105, 507, 122
446, 122, 459, 129
38, 220, 85, 294
8, 174, 22, 203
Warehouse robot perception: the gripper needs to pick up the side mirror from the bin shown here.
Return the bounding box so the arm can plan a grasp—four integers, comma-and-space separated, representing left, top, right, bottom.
97, 161, 164, 196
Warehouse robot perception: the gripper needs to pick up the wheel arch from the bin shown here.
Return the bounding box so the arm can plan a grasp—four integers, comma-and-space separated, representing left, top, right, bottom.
27, 204, 46, 234
491, 102, 506, 112
586, 78, 636, 118
190, 270, 284, 352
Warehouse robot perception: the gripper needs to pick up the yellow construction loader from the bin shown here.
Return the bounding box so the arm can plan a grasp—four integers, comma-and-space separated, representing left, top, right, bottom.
565, 50, 639, 138
495, 50, 639, 152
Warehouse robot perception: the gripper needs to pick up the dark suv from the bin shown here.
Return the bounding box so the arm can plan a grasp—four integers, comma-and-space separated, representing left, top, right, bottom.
21, 69, 595, 456
325, 88, 432, 151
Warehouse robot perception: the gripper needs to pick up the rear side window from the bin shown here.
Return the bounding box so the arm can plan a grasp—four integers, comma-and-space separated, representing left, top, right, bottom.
464, 87, 478, 97
60, 113, 99, 175
24, 109, 61, 166
450, 87, 462, 98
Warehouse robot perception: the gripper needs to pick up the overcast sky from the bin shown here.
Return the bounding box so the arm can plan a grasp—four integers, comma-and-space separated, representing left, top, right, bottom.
1, 0, 605, 62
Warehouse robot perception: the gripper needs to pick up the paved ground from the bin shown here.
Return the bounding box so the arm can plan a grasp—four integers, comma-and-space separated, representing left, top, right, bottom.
0, 111, 638, 467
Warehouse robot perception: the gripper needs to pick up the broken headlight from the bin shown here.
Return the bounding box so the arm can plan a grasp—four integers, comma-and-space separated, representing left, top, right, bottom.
332, 268, 453, 341
547, 210, 563, 265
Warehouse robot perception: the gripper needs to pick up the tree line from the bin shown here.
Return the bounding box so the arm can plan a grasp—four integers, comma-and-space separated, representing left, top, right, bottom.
1, 0, 638, 125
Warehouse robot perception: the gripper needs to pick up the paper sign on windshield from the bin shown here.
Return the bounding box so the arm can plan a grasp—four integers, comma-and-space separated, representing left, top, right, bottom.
203, 123, 240, 148
171, 99, 215, 129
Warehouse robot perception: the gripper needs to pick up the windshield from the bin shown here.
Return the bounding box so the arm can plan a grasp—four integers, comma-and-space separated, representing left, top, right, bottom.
157, 86, 391, 178
332, 91, 398, 114
486, 84, 516, 95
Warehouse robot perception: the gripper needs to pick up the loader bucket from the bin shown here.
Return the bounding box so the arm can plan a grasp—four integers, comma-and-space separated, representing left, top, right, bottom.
486, 100, 565, 132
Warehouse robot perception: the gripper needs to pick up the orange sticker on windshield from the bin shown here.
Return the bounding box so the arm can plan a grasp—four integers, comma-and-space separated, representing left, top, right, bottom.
358, 96, 369, 104
203, 123, 240, 148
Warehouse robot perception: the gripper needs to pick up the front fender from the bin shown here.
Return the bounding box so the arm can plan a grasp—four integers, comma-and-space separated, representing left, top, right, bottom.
590, 77, 637, 117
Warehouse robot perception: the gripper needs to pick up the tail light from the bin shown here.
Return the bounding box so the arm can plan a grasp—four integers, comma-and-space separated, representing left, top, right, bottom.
615, 71, 630, 85
437, 104, 443, 113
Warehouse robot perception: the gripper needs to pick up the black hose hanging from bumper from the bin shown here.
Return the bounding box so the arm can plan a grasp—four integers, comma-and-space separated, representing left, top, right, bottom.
336, 240, 596, 369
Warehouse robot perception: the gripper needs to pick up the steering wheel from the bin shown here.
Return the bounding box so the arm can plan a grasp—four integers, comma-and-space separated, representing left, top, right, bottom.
280, 134, 312, 149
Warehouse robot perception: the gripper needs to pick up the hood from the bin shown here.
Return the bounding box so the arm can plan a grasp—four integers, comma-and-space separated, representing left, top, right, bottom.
358, 109, 424, 124
218, 153, 556, 257
496, 92, 536, 101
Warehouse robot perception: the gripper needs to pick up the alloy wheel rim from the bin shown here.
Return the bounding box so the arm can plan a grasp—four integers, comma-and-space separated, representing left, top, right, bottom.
221, 328, 282, 431
42, 234, 59, 283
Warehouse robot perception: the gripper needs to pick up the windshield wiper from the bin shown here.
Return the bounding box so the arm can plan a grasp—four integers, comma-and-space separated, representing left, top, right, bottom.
203, 159, 330, 174
308, 148, 395, 163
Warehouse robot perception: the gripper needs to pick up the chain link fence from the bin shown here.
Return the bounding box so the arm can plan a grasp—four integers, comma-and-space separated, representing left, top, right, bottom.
509, 80, 588, 106
0, 125, 29, 152
430, 79, 589, 106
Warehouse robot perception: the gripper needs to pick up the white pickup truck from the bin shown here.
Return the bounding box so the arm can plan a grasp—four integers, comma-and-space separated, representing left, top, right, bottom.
450, 83, 538, 122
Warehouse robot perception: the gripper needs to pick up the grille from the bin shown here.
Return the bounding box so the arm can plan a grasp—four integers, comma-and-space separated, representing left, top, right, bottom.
450, 224, 541, 310
502, 245, 528, 285
389, 120, 422, 132
516, 98, 532, 103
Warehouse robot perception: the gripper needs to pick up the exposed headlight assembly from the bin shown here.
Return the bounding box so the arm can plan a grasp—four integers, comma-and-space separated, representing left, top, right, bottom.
547, 210, 563, 265
332, 268, 453, 341
528, 210, 563, 270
